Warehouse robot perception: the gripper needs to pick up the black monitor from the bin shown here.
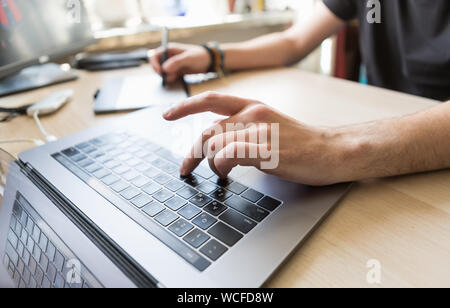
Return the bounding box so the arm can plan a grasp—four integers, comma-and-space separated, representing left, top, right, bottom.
0, 0, 95, 95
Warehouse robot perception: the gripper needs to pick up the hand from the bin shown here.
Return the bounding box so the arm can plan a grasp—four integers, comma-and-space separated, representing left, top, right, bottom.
163, 92, 349, 186
151, 43, 211, 84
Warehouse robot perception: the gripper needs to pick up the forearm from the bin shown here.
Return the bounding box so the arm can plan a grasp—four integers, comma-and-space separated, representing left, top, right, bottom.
334, 101, 450, 182
222, 2, 344, 71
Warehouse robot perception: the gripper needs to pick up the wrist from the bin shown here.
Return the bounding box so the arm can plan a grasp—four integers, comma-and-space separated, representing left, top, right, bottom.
322, 126, 373, 183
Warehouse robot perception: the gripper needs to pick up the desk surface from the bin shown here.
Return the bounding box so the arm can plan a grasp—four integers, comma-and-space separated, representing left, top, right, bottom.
1, 67, 449, 288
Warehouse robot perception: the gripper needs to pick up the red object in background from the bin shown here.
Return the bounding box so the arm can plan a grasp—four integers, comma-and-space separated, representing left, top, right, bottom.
334, 28, 348, 79
228, 0, 236, 13
334, 25, 362, 82
0, 0, 23, 26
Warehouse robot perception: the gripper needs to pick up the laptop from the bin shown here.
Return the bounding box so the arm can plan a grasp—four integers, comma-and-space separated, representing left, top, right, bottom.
0, 106, 352, 288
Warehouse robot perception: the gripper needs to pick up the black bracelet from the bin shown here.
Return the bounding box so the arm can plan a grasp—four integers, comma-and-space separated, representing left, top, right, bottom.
202, 44, 216, 73
211, 41, 225, 72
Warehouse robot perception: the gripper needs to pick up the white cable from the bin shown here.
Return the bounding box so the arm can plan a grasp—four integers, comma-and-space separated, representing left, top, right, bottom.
33, 111, 57, 143
0, 138, 45, 146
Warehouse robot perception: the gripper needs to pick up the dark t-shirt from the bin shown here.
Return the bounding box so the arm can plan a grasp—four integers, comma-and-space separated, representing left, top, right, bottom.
323, 0, 450, 101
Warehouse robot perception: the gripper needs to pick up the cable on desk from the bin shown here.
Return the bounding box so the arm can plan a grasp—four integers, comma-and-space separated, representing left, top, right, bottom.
0, 138, 45, 146
32, 111, 57, 143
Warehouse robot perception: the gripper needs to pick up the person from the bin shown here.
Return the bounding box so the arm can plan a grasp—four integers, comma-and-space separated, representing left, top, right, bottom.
151, 0, 450, 186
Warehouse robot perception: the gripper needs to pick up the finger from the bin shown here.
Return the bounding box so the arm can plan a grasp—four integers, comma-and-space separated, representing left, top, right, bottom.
164, 92, 257, 121
179, 117, 242, 176
206, 127, 261, 177
213, 142, 263, 178
166, 72, 180, 84
181, 123, 261, 176
150, 50, 163, 75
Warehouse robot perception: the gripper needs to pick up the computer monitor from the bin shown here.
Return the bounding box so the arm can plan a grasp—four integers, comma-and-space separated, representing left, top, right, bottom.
0, 0, 95, 95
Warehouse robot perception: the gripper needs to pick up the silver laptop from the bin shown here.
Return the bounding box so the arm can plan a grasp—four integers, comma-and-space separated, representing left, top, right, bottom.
0, 106, 351, 288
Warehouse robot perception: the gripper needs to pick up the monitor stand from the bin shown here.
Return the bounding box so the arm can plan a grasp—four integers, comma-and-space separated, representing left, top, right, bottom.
0, 63, 78, 97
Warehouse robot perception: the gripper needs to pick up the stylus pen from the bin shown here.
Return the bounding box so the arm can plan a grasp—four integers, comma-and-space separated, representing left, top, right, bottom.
161, 27, 169, 87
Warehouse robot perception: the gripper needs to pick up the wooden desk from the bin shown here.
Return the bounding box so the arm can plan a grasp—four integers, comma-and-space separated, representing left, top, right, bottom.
1, 67, 449, 287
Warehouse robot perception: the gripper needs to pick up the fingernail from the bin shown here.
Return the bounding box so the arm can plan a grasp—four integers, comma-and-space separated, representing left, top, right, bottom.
163, 109, 172, 118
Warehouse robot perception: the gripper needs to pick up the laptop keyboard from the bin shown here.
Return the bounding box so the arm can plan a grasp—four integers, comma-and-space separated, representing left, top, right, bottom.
53, 132, 283, 271
3, 193, 102, 288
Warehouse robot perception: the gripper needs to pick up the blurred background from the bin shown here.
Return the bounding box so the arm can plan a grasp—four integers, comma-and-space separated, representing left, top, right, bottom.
80, 0, 356, 79
76, 0, 366, 83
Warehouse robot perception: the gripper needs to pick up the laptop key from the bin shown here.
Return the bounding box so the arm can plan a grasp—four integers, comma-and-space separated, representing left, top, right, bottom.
104, 160, 121, 169
154, 173, 172, 185
125, 158, 142, 167
7, 230, 18, 249
190, 194, 212, 208
131, 194, 153, 209
34, 266, 44, 285
227, 182, 248, 195
178, 204, 202, 220
29, 258, 37, 275
42, 276, 51, 288
142, 203, 165, 217
166, 196, 187, 211
183, 174, 204, 187
142, 182, 161, 195
55, 273, 65, 288
200, 240, 228, 261
169, 219, 194, 237
155, 210, 179, 227
144, 167, 160, 178
32, 244, 41, 261
17, 258, 25, 275
225, 196, 269, 222
197, 182, 219, 194
208, 222, 243, 247
183, 229, 210, 249
177, 186, 198, 200
46, 242, 56, 262
166, 180, 184, 192
110, 180, 130, 193
85, 163, 102, 173
62, 148, 80, 157
242, 189, 264, 203
193, 213, 217, 230
210, 176, 233, 187
46, 263, 57, 283
122, 169, 140, 181
78, 158, 94, 168
135, 162, 151, 172
93, 168, 111, 179
210, 188, 233, 202
113, 164, 131, 175
204, 201, 227, 216
161, 163, 179, 175
6, 242, 19, 266
71, 154, 87, 163
102, 174, 121, 186
153, 189, 174, 203
39, 252, 49, 272
219, 209, 257, 234
120, 187, 141, 200
54, 251, 65, 272
22, 268, 31, 285
131, 175, 151, 188
193, 166, 215, 180
257, 196, 282, 211
75, 142, 91, 150
39, 234, 48, 251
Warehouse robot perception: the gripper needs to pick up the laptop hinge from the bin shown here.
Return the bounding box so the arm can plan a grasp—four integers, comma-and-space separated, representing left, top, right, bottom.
17, 160, 160, 288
